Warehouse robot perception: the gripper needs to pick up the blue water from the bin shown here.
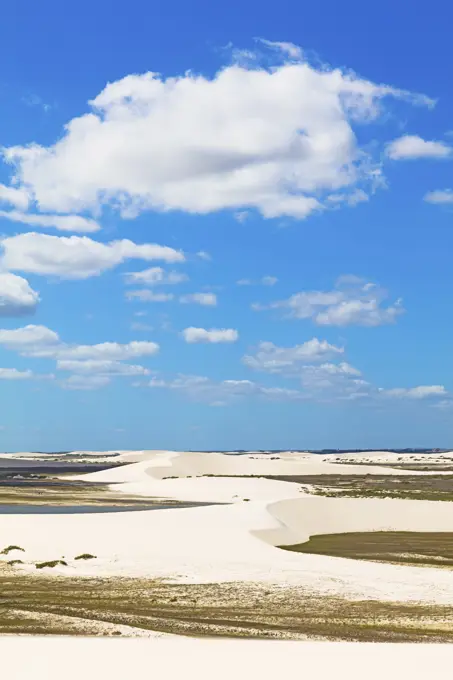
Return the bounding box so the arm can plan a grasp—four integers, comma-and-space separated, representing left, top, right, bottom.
0, 502, 204, 514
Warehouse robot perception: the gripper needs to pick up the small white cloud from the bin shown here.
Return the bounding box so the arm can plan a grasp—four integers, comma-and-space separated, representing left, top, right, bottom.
125, 267, 187, 286
0, 210, 101, 232
57, 359, 150, 376
22, 94, 52, 113
380, 385, 447, 399
254, 276, 403, 327
197, 251, 211, 261
182, 327, 238, 343
126, 290, 174, 302
130, 322, 154, 332
386, 135, 452, 160
0, 326, 159, 362
0, 272, 40, 317
243, 339, 344, 373
50, 340, 159, 361
257, 39, 303, 60
432, 399, 453, 410
234, 211, 250, 223
0, 324, 59, 352
62, 374, 111, 390
237, 276, 277, 286
149, 373, 304, 403
424, 189, 453, 204
261, 276, 278, 286
0, 367, 34, 380
179, 293, 217, 306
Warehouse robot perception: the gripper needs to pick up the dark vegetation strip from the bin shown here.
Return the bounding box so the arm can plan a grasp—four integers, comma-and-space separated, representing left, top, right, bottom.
280, 531, 453, 568
1, 570, 453, 641
265, 474, 453, 501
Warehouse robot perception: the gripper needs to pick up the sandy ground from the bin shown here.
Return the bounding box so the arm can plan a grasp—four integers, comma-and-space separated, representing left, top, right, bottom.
3, 637, 453, 680
2, 450, 453, 604
3, 449, 453, 670
4, 447, 453, 466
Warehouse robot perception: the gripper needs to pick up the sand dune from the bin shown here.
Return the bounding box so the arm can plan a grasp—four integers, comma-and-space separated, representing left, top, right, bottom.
258, 495, 453, 546
3, 450, 453, 605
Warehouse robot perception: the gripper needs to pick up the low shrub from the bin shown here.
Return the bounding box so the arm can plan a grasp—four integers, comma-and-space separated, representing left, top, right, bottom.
35, 560, 67, 569
1, 545, 25, 555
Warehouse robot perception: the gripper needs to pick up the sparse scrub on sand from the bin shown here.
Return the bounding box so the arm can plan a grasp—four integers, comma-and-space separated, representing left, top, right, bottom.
266, 474, 453, 502
74, 554, 96, 560
7, 560, 24, 566
35, 560, 68, 570
1, 574, 453, 641
1, 545, 25, 555
280, 531, 453, 568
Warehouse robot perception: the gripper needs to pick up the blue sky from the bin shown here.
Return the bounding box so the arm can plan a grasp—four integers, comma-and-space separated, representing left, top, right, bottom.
1, 0, 453, 452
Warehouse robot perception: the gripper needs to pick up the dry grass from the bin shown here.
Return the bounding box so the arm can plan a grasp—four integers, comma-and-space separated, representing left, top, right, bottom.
266, 474, 453, 501
280, 531, 453, 568
1, 568, 453, 641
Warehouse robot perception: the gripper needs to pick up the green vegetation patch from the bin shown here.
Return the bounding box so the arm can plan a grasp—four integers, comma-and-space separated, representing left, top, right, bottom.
1, 545, 25, 555
74, 554, 96, 561
35, 560, 68, 569
280, 531, 453, 568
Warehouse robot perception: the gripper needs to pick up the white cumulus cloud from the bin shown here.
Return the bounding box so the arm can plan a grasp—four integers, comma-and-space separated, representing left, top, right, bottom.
49, 340, 159, 361
0, 324, 59, 351
1, 45, 432, 222
243, 338, 344, 372
386, 135, 452, 160
182, 327, 238, 343
424, 189, 453, 204
0, 325, 159, 362
0, 232, 184, 279
0, 272, 40, 317
254, 276, 404, 327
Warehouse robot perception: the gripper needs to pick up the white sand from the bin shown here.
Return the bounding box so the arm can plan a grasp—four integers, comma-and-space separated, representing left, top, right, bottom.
66, 449, 437, 488
3, 449, 453, 663
2, 450, 453, 604
4, 446, 453, 469
3, 637, 453, 680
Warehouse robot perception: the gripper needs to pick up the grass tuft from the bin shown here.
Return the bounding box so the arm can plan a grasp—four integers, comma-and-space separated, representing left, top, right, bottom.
35, 560, 67, 570
1, 545, 25, 555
